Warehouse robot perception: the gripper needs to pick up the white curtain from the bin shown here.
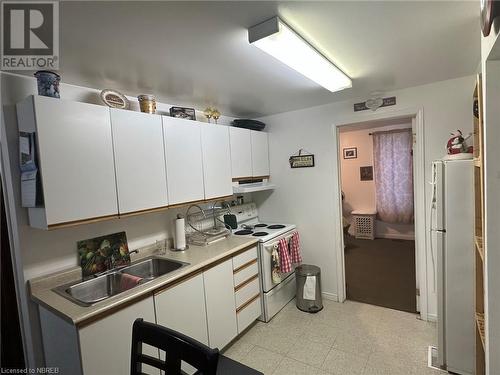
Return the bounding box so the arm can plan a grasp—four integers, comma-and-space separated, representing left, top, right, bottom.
372, 129, 414, 224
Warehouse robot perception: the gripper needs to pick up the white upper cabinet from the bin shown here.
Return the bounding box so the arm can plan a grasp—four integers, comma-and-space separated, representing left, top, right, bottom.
203, 259, 238, 349
251, 131, 270, 177
163, 117, 205, 205
110, 109, 168, 214
201, 125, 233, 199
229, 127, 252, 178
16, 96, 118, 227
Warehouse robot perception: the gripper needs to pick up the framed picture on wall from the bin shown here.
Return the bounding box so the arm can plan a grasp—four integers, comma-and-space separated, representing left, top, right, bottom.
360, 166, 373, 181
343, 147, 357, 159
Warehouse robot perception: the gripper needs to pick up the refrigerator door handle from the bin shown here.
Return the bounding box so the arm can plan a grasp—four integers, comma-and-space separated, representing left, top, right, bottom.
436, 231, 446, 368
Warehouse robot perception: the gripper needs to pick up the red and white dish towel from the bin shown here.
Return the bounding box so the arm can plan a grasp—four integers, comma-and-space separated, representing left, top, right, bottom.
278, 238, 292, 273
289, 231, 302, 264
278, 231, 302, 273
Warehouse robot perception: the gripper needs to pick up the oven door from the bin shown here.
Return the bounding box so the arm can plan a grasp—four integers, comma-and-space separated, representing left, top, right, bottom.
260, 229, 297, 293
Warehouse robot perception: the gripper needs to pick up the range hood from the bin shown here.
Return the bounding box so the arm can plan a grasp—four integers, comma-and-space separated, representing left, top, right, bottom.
232, 181, 276, 193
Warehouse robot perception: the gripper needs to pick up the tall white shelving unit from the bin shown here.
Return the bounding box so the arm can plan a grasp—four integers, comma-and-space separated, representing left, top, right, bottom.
480, 20, 500, 375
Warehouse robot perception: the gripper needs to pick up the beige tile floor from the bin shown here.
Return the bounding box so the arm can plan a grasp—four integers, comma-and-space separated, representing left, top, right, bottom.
223, 299, 442, 375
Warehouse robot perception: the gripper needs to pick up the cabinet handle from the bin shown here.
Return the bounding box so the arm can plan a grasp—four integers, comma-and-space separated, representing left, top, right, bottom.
236, 294, 260, 313
233, 258, 257, 274
234, 274, 259, 292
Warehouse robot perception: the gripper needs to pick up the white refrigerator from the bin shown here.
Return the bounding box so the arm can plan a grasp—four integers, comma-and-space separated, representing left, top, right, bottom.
431, 159, 474, 375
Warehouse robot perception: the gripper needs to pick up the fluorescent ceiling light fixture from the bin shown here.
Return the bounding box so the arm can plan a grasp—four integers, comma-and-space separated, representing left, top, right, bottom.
248, 17, 352, 92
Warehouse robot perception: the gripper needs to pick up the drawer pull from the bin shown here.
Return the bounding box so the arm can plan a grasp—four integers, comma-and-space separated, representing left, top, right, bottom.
236, 294, 260, 313
233, 258, 257, 274
234, 274, 258, 292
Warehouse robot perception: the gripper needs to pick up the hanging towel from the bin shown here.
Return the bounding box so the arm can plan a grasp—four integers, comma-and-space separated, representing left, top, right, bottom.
271, 243, 282, 284
278, 238, 292, 273
303, 276, 316, 300
289, 231, 302, 264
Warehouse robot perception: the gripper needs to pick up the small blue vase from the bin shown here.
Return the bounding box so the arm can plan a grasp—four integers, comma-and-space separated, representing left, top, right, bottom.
34, 70, 60, 98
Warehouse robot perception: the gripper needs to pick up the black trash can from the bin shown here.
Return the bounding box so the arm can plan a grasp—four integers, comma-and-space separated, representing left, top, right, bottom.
295, 264, 323, 313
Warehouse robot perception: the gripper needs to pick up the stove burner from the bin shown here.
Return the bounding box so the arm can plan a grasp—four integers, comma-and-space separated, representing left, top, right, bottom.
252, 232, 269, 237
234, 230, 253, 235
254, 224, 268, 228
268, 225, 286, 229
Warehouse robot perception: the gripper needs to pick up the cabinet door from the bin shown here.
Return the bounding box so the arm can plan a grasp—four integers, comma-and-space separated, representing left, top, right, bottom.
163, 117, 204, 205
79, 297, 158, 375
251, 131, 270, 177
110, 109, 168, 214
201, 125, 233, 199
229, 127, 252, 178
33, 96, 118, 224
155, 273, 208, 375
155, 273, 208, 345
203, 259, 237, 349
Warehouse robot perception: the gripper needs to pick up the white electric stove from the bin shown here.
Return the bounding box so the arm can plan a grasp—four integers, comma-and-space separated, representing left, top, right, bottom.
231, 203, 298, 322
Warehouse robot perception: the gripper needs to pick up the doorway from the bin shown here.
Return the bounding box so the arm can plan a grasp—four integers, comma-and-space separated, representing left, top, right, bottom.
332, 108, 426, 321
340, 118, 416, 312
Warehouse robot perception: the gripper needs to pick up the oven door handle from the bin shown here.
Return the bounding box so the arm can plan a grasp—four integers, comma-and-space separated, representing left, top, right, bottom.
263, 233, 295, 252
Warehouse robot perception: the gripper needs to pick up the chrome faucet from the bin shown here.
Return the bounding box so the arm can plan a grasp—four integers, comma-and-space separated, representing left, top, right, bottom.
92, 249, 139, 278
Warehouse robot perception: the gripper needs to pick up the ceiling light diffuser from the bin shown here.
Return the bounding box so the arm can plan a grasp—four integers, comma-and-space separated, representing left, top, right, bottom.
248, 17, 352, 92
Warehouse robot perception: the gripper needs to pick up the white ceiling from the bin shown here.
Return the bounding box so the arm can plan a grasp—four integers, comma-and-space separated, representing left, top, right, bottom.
24, 1, 481, 117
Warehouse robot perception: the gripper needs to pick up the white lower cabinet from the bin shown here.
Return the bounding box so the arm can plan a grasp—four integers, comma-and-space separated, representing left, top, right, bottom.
79, 296, 158, 375
155, 273, 208, 374
233, 246, 262, 334
237, 296, 262, 334
203, 259, 238, 349
154, 273, 208, 344
39, 249, 262, 375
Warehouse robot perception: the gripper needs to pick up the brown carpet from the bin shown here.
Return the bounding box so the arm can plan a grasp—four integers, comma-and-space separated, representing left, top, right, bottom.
344, 237, 417, 313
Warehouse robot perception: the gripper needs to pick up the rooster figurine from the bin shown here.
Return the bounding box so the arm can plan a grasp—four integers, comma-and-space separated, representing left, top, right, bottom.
447, 130, 472, 155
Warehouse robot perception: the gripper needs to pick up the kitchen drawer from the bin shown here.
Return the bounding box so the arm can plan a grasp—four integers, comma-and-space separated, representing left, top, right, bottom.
237, 296, 261, 334
233, 260, 258, 287
233, 246, 257, 271
235, 277, 260, 308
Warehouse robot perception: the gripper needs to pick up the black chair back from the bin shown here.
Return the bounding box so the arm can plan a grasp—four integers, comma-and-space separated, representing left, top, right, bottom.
131, 318, 219, 375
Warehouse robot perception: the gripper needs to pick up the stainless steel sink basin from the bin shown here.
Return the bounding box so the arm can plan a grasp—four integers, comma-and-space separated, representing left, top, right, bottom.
120, 257, 187, 281
54, 272, 136, 306
53, 257, 189, 306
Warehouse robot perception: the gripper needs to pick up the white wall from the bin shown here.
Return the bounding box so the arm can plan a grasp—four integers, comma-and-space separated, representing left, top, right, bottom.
254, 75, 475, 316
339, 123, 414, 240
0, 72, 236, 367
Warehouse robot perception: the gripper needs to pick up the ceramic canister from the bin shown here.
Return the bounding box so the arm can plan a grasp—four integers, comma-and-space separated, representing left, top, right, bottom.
137, 94, 156, 114
34, 70, 60, 98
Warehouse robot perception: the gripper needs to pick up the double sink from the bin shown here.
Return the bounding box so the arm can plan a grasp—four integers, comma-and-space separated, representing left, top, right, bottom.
54, 257, 189, 307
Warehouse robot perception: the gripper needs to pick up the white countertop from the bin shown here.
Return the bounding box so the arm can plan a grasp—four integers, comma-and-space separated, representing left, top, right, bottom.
29, 236, 259, 326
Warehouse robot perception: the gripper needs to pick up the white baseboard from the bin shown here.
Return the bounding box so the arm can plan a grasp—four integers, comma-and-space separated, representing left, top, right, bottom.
322, 292, 338, 302
427, 313, 437, 322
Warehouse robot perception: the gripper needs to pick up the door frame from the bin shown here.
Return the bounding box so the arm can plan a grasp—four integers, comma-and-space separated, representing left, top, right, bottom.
331, 106, 428, 321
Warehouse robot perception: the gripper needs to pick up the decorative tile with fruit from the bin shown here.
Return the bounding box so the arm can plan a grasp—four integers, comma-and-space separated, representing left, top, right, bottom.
78, 232, 130, 277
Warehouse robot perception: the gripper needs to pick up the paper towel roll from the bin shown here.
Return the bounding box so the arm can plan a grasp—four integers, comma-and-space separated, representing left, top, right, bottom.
174, 218, 186, 250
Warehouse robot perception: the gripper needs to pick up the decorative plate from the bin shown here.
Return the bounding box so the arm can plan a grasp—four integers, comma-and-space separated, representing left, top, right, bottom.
100, 89, 130, 109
